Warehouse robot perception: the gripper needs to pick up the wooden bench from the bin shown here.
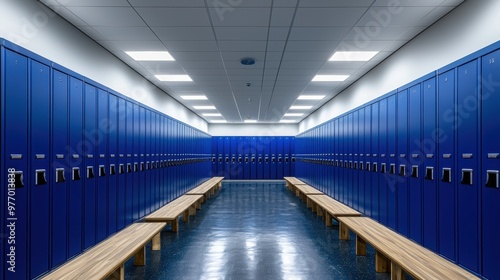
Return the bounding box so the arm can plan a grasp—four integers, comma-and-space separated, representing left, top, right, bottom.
145, 195, 203, 232
291, 184, 323, 207
186, 177, 224, 202
306, 195, 362, 240
42, 222, 166, 280
337, 217, 480, 280
283, 176, 306, 190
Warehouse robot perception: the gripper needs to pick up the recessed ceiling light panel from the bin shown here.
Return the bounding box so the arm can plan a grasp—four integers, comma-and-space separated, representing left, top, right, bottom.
244, 120, 257, 123
181, 95, 207, 100
290, 106, 313, 110
125, 51, 175, 61
155, 75, 192, 82
203, 113, 222, 117
329, 51, 378, 61
193, 106, 216, 110
298, 95, 325, 100
312, 75, 349, 82
284, 113, 304, 117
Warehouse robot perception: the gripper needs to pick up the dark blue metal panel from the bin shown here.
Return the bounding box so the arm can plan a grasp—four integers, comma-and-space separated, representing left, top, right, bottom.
334, 119, 340, 200
224, 137, 230, 178
264, 137, 271, 179
437, 69, 456, 261
422, 77, 438, 252
244, 137, 251, 179
230, 136, 237, 179
107, 94, 118, 235
284, 137, 291, 177
351, 111, 359, 210
409, 84, 423, 244
52, 69, 69, 267
387, 94, 397, 230
290, 137, 295, 177
217, 137, 224, 177
371, 102, 380, 221
145, 109, 151, 214
364, 106, 371, 216
270, 137, 277, 179
397, 89, 409, 237
338, 116, 346, 203
212, 137, 217, 176
378, 98, 388, 226
482, 48, 500, 280
346, 113, 353, 207
251, 137, 258, 179
96, 88, 108, 242
125, 102, 135, 225
68, 76, 83, 258
117, 98, 127, 230
84, 83, 97, 249
138, 106, 146, 218
277, 137, 284, 179
456, 59, 480, 273
29, 59, 51, 278
236, 137, 244, 179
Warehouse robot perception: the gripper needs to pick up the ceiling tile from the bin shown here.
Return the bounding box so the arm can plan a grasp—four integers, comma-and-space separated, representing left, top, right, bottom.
265, 51, 284, 60
209, 8, 271, 26
152, 27, 215, 41
162, 40, 219, 52
218, 41, 267, 52
273, 0, 298, 7
289, 26, 351, 40
356, 7, 435, 27
285, 40, 340, 52
207, 0, 272, 8
221, 51, 265, 61
58, 0, 130, 6
178, 60, 224, 68
271, 8, 295, 26
372, 0, 444, 6
282, 51, 331, 61
169, 51, 222, 61
264, 60, 281, 69
67, 7, 145, 26
214, 27, 268, 40
93, 26, 158, 40
136, 8, 210, 26
280, 60, 325, 69
299, 0, 374, 7
343, 26, 410, 41
417, 6, 454, 26
111, 40, 166, 51
267, 41, 286, 51
269, 27, 290, 40
294, 8, 367, 26
223, 60, 264, 69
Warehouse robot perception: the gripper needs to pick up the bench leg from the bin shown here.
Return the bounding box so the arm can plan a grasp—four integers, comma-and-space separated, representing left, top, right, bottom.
295, 189, 300, 197
339, 221, 350, 240
316, 206, 324, 217
109, 265, 124, 280
196, 200, 201, 210
171, 219, 179, 232
134, 246, 146, 266
306, 197, 312, 208
391, 262, 405, 280
356, 235, 366, 255
152, 232, 161, 251
375, 251, 389, 273
183, 210, 190, 223
325, 212, 333, 227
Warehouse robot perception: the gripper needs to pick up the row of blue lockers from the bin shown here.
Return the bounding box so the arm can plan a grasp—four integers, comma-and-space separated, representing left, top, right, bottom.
211, 136, 295, 179
295, 41, 500, 279
0, 40, 212, 280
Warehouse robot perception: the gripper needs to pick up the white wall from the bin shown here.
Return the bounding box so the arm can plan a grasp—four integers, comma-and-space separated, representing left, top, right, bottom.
209, 124, 298, 136
0, 0, 208, 132
300, 0, 500, 133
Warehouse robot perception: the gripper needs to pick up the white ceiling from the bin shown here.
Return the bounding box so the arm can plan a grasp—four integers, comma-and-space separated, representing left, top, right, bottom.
39, 0, 464, 123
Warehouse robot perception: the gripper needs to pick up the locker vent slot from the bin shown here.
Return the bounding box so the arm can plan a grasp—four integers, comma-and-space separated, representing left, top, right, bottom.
35, 154, 46, 159
425, 167, 434, 180
411, 166, 418, 178
487, 153, 499, 159
14, 171, 24, 188
10, 154, 23, 160
56, 168, 65, 183
399, 165, 406, 176
373, 163, 378, 172
56, 154, 64, 159
486, 170, 499, 188
426, 154, 434, 159
443, 154, 452, 159
390, 164, 396, 175
87, 167, 95, 178
72, 167, 81, 181
460, 169, 473, 185
462, 154, 473, 159
119, 164, 125, 174
99, 165, 106, 176
110, 164, 116, 175
381, 163, 386, 174
441, 168, 452, 183
35, 169, 47, 185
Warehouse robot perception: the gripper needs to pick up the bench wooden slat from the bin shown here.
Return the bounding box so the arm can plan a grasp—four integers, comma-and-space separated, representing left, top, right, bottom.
284, 177, 306, 186
186, 177, 223, 195
294, 184, 323, 195
307, 195, 361, 217
145, 195, 203, 222
42, 222, 166, 280
337, 217, 480, 280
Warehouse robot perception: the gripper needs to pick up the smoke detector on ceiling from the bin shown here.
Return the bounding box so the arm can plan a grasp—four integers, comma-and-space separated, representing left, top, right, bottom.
240, 57, 256, 65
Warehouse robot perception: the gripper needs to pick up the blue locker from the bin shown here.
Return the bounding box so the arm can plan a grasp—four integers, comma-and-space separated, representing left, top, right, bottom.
117, 98, 127, 230
96, 88, 108, 242
409, 84, 423, 244
166, 118, 173, 202
3, 49, 29, 278
334, 119, 340, 200
257, 137, 264, 179
291, 137, 295, 177
212, 137, 217, 176
264, 137, 271, 179
284, 137, 291, 177
138, 107, 146, 218
244, 137, 251, 179
387, 94, 397, 230
52, 69, 69, 267
236, 137, 244, 179
277, 137, 284, 179
251, 137, 258, 179
456, 60, 480, 273
271, 137, 277, 179
378, 98, 388, 226
84, 83, 97, 249
144, 110, 151, 214
68, 77, 83, 258
125, 101, 135, 225
230, 137, 237, 179
437, 69, 456, 261
216, 137, 223, 177
422, 77, 438, 252
338, 117, 346, 203
107, 94, 118, 235
347, 114, 354, 207
397, 89, 409, 236
371, 102, 380, 221
482, 49, 500, 280
224, 137, 230, 178
29, 59, 51, 278
364, 107, 372, 215
351, 112, 359, 210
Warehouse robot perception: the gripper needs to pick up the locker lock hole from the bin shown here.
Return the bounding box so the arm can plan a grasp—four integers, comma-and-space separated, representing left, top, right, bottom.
110, 164, 116, 175
425, 167, 434, 180
13, 171, 24, 188
72, 167, 81, 181
381, 163, 387, 174
99, 165, 106, 176
411, 166, 418, 178
486, 170, 499, 188
460, 169, 473, 185
441, 168, 452, 183
399, 165, 406, 176
87, 167, 95, 178
56, 168, 66, 183
35, 169, 47, 185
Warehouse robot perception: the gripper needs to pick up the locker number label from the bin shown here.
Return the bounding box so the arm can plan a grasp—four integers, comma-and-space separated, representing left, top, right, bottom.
6, 168, 17, 273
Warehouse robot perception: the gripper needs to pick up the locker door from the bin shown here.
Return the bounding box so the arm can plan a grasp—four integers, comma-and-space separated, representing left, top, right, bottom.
338, 117, 346, 203
251, 137, 257, 179
144, 110, 151, 214
258, 137, 264, 179
371, 102, 380, 221
236, 137, 244, 179
138, 107, 146, 218
29, 59, 51, 278
397, 89, 409, 236
409, 84, 423, 244
96, 88, 108, 242
290, 137, 295, 177
216, 137, 223, 177
166, 118, 173, 202
364, 107, 372, 215
155, 113, 161, 209
352, 112, 359, 210
231, 137, 237, 179
52, 69, 69, 267
482, 49, 500, 280
437, 69, 456, 261
264, 137, 271, 179
271, 137, 277, 179
244, 137, 251, 179
387, 94, 397, 230
457, 60, 480, 273
422, 77, 438, 252
117, 98, 127, 230
3, 50, 29, 278
277, 137, 284, 179
68, 77, 83, 258
212, 137, 217, 176
125, 102, 135, 225
84, 83, 97, 249
284, 137, 290, 177
107, 94, 118, 235
378, 98, 388, 226
224, 137, 230, 178
334, 119, 340, 200
347, 113, 354, 207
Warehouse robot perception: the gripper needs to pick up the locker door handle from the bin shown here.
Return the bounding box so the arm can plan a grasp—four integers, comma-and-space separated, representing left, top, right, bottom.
354, 162, 358, 169
252, 158, 256, 163
212, 157, 216, 163
460, 169, 473, 185
390, 164, 396, 175
278, 158, 282, 163
358, 161, 363, 170
425, 167, 434, 180
13, 171, 24, 188
373, 163, 378, 172
56, 168, 66, 183
486, 170, 499, 188
35, 169, 47, 185
110, 164, 116, 175
87, 167, 95, 178
399, 165, 406, 176
245, 158, 249, 163
284, 158, 288, 163
441, 168, 452, 183
381, 163, 386, 174
292, 157, 295, 162
127, 163, 132, 173
411, 166, 418, 178
146, 162, 150, 170
99, 165, 106, 176
72, 167, 81, 181
349, 161, 353, 169
119, 164, 125, 174
366, 162, 371, 172
140, 162, 145, 171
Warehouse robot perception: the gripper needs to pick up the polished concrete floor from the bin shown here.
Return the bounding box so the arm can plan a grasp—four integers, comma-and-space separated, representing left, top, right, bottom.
124, 181, 396, 280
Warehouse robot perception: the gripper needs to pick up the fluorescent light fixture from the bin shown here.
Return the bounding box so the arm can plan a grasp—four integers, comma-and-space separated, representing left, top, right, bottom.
211, 120, 227, 123
329, 51, 378, 61
125, 51, 174, 61
181, 95, 207, 100
203, 113, 222, 117
312, 75, 349, 82
280, 120, 297, 123
244, 120, 257, 123
155, 75, 192, 82
193, 106, 216, 110
284, 113, 304, 117
290, 106, 312, 110
297, 95, 325, 100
